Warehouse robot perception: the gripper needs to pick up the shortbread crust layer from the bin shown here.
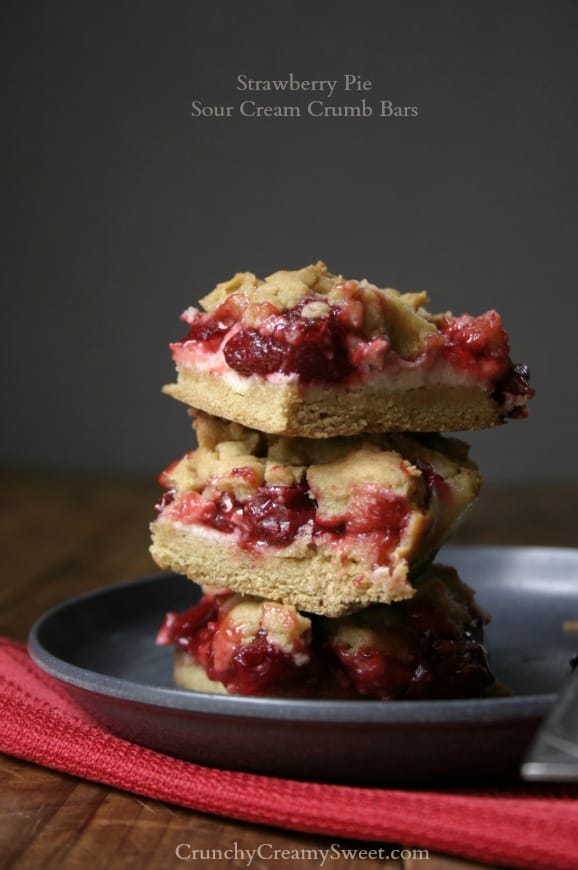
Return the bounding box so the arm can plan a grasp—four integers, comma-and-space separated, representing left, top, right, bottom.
164, 365, 502, 436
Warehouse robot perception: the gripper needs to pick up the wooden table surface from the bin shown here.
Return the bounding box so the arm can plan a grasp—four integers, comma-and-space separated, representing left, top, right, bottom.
1, 472, 577, 870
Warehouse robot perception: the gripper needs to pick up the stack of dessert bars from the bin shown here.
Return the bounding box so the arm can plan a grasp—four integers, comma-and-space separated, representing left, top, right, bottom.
151, 262, 533, 700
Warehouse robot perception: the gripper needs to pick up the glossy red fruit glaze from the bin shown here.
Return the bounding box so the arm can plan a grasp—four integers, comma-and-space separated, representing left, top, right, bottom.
178, 295, 352, 382
161, 491, 218, 525
157, 594, 311, 695
307, 485, 410, 564
282, 303, 354, 381
437, 310, 511, 381
180, 296, 250, 349
223, 301, 354, 382
220, 633, 307, 695
345, 485, 409, 534
159, 481, 317, 547
158, 476, 410, 559
223, 329, 287, 376
241, 484, 317, 546
184, 317, 230, 344
156, 592, 227, 649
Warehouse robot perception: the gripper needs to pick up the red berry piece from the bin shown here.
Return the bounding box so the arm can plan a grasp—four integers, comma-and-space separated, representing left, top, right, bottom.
223, 329, 286, 376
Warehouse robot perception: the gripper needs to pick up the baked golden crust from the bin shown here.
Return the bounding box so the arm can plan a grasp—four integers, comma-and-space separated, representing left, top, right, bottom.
149, 414, 480, 616
150, 520, 419, 617
174, 652, 228, 694
164, 366, 501, 436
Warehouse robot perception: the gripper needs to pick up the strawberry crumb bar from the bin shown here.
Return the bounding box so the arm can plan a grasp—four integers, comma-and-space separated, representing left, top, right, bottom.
156, 564, 496, 700
150, 413, 480, 617
164, 261, 534, 437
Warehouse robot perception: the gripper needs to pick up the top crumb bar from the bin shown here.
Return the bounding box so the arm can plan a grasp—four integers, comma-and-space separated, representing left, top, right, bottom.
164, 261, 533, 437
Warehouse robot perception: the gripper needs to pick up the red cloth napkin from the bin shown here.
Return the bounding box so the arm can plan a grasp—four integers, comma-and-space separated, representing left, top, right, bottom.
1, 638, 576, 870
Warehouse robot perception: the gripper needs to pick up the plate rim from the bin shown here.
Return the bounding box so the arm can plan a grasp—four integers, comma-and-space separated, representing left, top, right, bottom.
28, 544, 578, 725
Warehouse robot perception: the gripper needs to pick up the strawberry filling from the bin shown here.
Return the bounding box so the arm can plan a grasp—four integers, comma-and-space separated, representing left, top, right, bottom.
155, 478, 411, 560
173, 292, 533, 413
182, 295, 355, 382
434, 311, 534, 415
157, 571, 494, 699
435, 310, 511, 380
157, 594, 312, 695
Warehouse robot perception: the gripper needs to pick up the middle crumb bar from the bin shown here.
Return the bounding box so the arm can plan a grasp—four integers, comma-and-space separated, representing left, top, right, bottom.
151, 413, 480, 617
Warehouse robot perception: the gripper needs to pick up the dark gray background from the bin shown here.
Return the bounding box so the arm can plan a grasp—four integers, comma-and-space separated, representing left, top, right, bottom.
3, 0, 577, 481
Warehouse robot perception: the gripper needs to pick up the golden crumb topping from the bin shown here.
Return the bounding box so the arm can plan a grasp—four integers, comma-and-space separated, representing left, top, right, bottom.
161, 412, 480, 524
198, 261, 438, 358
